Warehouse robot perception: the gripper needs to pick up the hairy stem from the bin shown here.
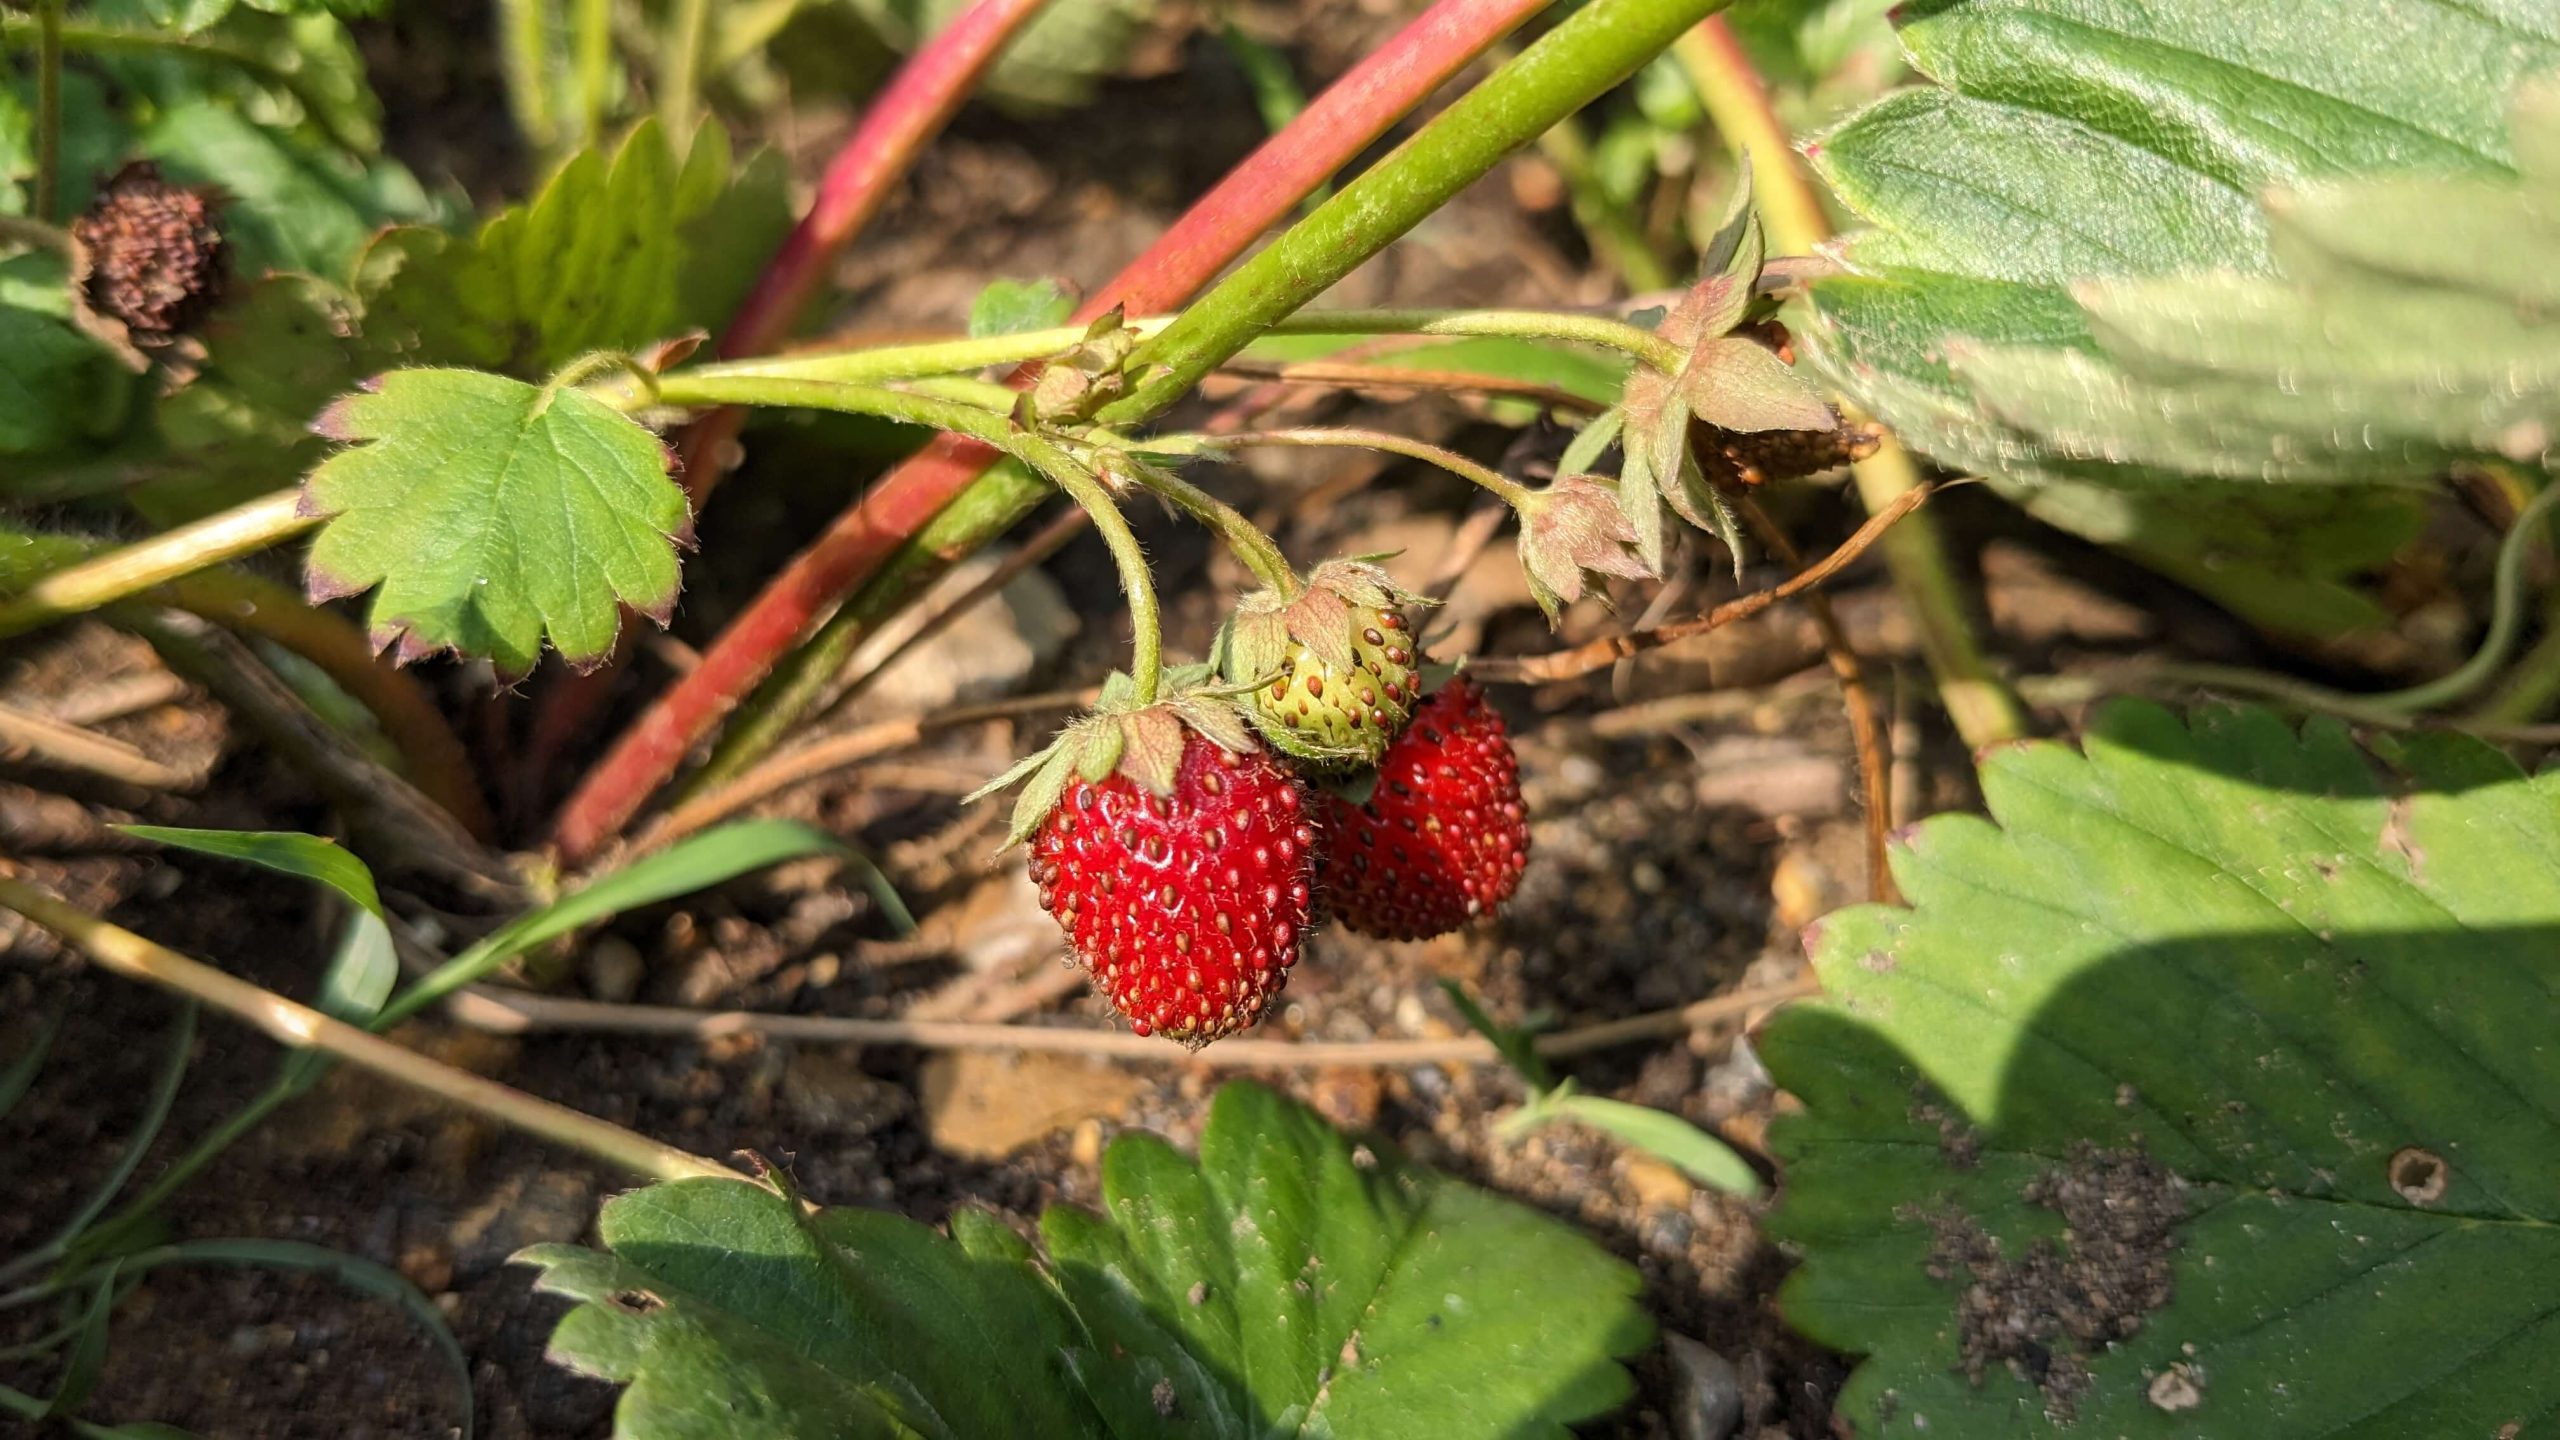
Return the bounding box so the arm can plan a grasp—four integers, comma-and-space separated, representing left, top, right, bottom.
0, 490, 316, 642
659, 0, 713, 141
496, 0, 559, 150
1105, 454, 1298, 595
545, 0, 1560, 863
1106, 0, 1726, 422
571, 0, 612, 149
1672, 16, 2027, 747
685, 304, 1668, 392
1190, 426, 1536, 509
0, 871, 730, 1184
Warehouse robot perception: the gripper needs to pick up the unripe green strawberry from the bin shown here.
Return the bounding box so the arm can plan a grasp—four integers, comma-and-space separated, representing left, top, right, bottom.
1221, 559, 1428, 771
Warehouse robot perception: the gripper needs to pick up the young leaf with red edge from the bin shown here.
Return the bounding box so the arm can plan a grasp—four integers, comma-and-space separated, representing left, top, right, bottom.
300, 368, 688, 673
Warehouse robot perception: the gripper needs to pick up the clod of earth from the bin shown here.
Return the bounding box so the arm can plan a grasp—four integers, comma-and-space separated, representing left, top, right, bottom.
1919, 1141, 2187, 1420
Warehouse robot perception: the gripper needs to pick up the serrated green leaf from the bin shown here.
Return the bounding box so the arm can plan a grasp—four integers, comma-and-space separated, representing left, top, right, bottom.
300, 368, 687, 671
1799, 0, 2560, 491
1765, 702, 2560, 1434
968, 277, 1076, 338
357, 121, 791, 377
523, 1082, 1648, 1438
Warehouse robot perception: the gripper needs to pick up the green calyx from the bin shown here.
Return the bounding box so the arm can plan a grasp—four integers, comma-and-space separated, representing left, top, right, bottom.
1219, 558, 1430, 772
1618, 160, 1836, 577
969, 662, 1259, 848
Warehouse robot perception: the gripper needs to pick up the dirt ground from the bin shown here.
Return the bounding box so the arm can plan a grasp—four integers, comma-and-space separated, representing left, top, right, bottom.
0, 2, 2465, 1436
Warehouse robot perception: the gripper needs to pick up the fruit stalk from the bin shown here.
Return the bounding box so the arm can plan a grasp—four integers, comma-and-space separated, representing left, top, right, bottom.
1673, 15, 2026, 748
544, 0, 1562, 863
1194, 427, 1535, 509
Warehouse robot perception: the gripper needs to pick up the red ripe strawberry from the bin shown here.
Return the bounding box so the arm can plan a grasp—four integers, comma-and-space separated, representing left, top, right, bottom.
1027, 727, 1318, 1046
1319, 677, 1528, 940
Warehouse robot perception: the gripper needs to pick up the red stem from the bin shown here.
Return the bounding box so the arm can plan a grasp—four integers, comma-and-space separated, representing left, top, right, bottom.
518, 0, 1054, 815
547, 0, 1550, 863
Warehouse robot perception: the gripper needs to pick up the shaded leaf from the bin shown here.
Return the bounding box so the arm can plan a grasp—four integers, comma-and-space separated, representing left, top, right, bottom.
137, 100, 411, 275
522, 1082, 1651, 1438
356, 121, 789, 378
0, 256, 132, 462
300, 368, 687, 671
1765, 702, 2560, 1433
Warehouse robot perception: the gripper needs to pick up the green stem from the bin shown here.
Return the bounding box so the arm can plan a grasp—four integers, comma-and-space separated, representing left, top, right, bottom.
1176, 426, 1535, 508
1105, 0, 1726, 424
660, 0, 713, 140
33, 0, 61, 221
1670, 12, 2026, 747
0, 216, 72, 254
1670, 20, 1828, 258
0, 490, 317, 642
685, 305, 1676, 390
497, 0, 560, 150
573, 0, 613, 148
2, 16, 373, 155
1108, 452, 1299, 595
652, 373, 1164, 703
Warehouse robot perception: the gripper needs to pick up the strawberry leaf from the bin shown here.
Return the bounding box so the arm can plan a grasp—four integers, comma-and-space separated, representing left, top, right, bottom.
300, 368, 687, 671
354, 121, 788, 378
1765, 703, 2560, 1432
519, 1082, 1650, 1438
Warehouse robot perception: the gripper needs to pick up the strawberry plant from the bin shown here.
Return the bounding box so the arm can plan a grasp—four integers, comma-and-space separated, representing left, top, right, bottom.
3, 0, 2560, 1432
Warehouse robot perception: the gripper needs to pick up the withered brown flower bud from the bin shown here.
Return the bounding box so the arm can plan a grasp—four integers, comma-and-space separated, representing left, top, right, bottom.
71, 162, 228, 344
1692, 412, 1887, 489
